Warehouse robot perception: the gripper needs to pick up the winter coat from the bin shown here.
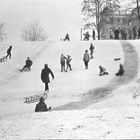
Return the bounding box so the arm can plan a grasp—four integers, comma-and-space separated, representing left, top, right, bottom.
26, 59, 33, 67
66, 56, 72, 65
41, 66, 54, 83
35, 97, 48, 112
60, 55, 66, 65
7, 47, 12, 54
83, 52, 90, 62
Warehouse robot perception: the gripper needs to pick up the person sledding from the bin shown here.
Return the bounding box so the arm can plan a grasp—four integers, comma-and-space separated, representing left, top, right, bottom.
89, 43, 95, 59
35, 97, 51, 112
63, 33, 70, 41
19, 57, 33, 72
116, 64, 125, 76
99, 65, 109, 76
65, 55, 72, 72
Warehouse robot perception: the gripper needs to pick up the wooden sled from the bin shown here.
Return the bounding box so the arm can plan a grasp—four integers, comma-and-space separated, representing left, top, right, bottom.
114, 58, 121, 61
0, 56, 7, 63
24, 92, 48, 104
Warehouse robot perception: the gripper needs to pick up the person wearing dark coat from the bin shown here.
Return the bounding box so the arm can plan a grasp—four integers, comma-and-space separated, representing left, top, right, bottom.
114, 28, 119, 40
41, 64, 54, 92
116, 64, 125, 76
19, 57, 33, 72
65, 55, 72, 72
83, 31, 90, 41
99, 66, 109, 76
35, 97, 51, 112
63, 33, 70, 41
6, 46, 12, 59
83, 50, 90, 69
133, 25, 137, 39
89, 43, 95, 59
138, 26, 140, 39
92, 29, 95, 40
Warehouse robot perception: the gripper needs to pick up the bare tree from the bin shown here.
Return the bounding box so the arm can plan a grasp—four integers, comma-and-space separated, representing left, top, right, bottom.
0, 23, 7, 42
22, 21, 48, 41
82, 0, 120, 40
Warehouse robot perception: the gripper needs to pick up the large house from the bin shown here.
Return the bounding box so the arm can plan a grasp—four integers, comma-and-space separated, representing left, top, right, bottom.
100, 12, 130, 39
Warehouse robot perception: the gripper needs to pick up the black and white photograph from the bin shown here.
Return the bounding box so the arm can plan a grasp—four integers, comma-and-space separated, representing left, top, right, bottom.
0, 0, 140, 139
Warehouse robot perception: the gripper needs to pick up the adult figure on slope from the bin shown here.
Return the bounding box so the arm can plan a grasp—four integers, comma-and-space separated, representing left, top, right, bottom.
35, 97, 51, 112
6, 46, 12, 59
83, 50, 90, 70
60, 54, 67, 72
133, 25, 137, 39
41, 64, 54, 92
89, 43, 95, 59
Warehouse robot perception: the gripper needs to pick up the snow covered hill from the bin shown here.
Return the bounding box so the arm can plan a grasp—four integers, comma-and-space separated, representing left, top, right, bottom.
0, 40, 140, 139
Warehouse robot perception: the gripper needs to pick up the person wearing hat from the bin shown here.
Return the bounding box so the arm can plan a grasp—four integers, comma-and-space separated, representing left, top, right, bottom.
19, 57, 33, 72
41, 64, 54, 92
35, 97, 51, 112
83, 50, 90, 69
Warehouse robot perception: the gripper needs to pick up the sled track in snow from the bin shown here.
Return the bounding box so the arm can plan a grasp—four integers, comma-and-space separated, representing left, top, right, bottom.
54, 41, 139, 111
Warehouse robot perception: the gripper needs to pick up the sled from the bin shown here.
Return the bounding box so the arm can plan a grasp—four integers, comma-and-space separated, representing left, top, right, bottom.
114, 58, 121, 61
19, 67, 30, 72
0, 56, 7, 63
24, 92, 48, 104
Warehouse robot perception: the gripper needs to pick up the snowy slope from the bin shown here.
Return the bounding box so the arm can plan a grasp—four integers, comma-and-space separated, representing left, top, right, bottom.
0, 40, 140, 139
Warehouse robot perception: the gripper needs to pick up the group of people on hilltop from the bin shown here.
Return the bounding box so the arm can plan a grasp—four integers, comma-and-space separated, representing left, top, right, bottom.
113, 25, 140, 40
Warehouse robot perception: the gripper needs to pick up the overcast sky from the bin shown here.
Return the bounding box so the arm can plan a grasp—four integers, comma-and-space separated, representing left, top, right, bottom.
0, 0, 135, 41
0, 0, 82, 41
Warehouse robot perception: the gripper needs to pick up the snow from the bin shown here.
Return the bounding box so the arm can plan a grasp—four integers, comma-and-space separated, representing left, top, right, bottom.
0, 0, 140, 139
0, 39, 140, 139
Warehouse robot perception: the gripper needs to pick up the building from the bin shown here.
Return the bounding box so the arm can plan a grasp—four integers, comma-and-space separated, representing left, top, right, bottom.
100, 12, 130, 39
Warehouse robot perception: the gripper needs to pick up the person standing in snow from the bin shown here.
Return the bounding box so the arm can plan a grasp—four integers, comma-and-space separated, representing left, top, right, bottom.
6, 46, 12, 59
41, 64, 54, 92
60, 54, 67, 72
133, 25, 137, 39
92, 29, 95, 40
99, 66, 109, 76
65, 55, 72, 72
35, 97, 51, 112
19, 57, 33, 72
138, 26, 140, 39
114, 28, 119, 40
89, 43, 95, 59
83, 50, 90, 69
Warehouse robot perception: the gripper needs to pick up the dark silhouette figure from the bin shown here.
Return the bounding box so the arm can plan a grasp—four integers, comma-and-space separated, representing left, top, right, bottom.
66, 55, 72, 72
83, 31, 90, 41
6, 46, 12, 59
133, 25, 137, 39
41, 64, 54, 92
19, 57, 33, 72
92, 29, 95, 40
35, 97, 51, 112
89, 43, 95, 59
138, 26, 140, 39
63, 33, 70, 41
60, 54, 67, 72
116, 64, 125, 76
83, 50, 90, 69
99, 66, 109, 76
114, 28, 119, 40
